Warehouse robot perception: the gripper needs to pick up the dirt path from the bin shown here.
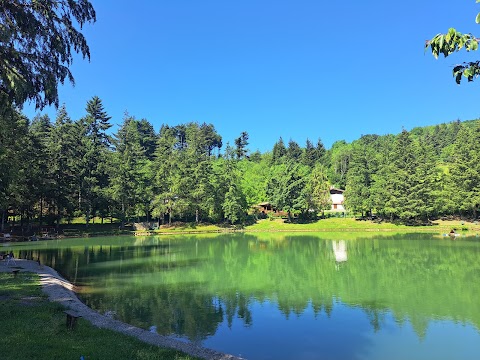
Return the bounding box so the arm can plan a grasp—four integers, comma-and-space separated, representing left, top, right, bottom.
0, 259, 243, 360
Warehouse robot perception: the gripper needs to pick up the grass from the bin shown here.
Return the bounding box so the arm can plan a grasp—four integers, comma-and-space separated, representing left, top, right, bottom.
14, 215, 480, 239
244, 217, 480, 233
0, 272, 200, 360
130, 217, 480, 237
155, 223, 224, 233
96, 217, 480, 236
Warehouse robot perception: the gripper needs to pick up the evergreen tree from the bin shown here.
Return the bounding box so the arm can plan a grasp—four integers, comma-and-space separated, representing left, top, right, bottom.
450, 124, 480, 218
28, 114, 53, 226
137, 119, 158, 160
220, 145, 248, 224
370, 135, 395, 219
152, 125, 178, 225
47, 105, 78, 227
110, 115, 149, 228
301, 139, 316, 167
272, 137, 287, 164
384, 131, 414, 221
286, 139, 302, 162
0, 107, 29, 231
184, 123, 217, 222
77, 96, 112, 226
315, 138, 326, 164
410, 136, 441, 221
199, 122, 222, 157
345, 135, 379, 217
234, 131, 249, 159
0, 0, 96, 110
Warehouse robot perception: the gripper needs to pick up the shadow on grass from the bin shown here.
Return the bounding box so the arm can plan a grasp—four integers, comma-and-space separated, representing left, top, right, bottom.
0, 272, 200, 360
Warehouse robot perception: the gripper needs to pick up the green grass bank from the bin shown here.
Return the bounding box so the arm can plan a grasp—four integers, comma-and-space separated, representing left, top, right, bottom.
0, 272, 199, 360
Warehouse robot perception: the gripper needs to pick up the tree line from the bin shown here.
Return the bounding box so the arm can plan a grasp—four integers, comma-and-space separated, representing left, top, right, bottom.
1, 96, 480, 231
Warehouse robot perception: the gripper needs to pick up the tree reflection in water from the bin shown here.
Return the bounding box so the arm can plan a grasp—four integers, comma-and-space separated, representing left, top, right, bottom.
16, 233, 480, 356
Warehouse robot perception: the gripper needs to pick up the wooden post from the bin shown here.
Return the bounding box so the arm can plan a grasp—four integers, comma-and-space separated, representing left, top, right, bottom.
64, 310, 82, 330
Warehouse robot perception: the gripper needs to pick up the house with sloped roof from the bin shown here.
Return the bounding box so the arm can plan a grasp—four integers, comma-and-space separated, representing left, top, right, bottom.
330, 187, 345, 211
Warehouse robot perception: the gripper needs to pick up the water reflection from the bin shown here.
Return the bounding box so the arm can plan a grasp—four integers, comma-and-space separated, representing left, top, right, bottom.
14, 233, 480, 359
333, 240, 348, 272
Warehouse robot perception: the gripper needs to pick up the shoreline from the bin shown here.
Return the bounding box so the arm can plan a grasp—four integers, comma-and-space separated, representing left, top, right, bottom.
0, 259, 243, 360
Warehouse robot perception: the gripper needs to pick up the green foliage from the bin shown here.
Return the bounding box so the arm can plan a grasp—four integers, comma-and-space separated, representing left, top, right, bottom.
77, 96, 112, 225
0, 0, 96, 109
271, 137, 287, 164
266, 160, 310, 220
301, 138, 325, 167
238, 157, 269, 207
223, 184, 247, 224
110, 114, 154, 226
345, 135, 380, 216
4, 100, 480, 229
234, 131, 249, 159
47, 105, 78, 225
449, 123, 480, 217
305, 164, 331, 216
325, 140, 351, 189
426, 2, 480, 83
286, 139, 302, 161
0, 272, 198, 360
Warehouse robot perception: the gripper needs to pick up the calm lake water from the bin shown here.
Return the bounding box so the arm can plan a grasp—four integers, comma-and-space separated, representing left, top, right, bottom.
12, 233, 480, 360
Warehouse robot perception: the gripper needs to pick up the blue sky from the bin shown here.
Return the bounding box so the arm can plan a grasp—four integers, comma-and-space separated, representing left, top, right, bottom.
23, 0, 480, 152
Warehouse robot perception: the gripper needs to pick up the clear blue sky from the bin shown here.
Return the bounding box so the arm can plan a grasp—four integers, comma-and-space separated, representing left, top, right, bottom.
23, 0, 480, 152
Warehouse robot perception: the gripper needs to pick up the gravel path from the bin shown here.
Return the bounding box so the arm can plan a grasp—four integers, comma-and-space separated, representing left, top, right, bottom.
0, 259, 243, 360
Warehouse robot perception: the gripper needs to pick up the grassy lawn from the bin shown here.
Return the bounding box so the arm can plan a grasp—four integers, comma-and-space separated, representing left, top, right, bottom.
19, 216, 480, 239
155, 223, 224, 233
0, 272, 199, 360
140, 217, 480, 235
244, 217, 478, 233
131, 217, 480, 235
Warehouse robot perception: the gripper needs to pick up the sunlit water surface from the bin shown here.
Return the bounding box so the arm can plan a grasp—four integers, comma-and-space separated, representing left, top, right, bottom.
14, 233, 480, 360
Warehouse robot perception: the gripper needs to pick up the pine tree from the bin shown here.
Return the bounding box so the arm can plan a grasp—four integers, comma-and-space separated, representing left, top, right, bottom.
286, 139, 302, 162
221, 145, 248, 224
152, 125, 178, 225
77, 96, 112, 226
110, 115, 148, 228
301, 139, 316, 167
450, 124, 480, 218
234, 131, 249, 159
272, 137, 287, 164
28, 114, 53, 226
345, 135, 379, 217
47, 105, 78, 227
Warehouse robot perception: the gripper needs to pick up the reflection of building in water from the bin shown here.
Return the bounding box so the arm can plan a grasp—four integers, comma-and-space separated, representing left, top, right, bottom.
333, 240, 347, 263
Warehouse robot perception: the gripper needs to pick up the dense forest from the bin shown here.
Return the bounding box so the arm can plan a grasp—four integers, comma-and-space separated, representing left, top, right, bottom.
1, 96, 480, 231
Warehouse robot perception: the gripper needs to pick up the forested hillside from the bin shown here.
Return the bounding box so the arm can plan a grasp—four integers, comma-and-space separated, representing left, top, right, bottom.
1, 97, 479, 231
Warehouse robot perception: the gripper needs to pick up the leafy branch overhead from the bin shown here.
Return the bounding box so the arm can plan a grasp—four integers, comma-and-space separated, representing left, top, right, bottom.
0, 0, 96, 109
425, 0, 480, 84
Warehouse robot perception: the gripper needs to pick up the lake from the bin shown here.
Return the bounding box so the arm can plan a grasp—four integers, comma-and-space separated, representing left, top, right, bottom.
12, 232, 480, 359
